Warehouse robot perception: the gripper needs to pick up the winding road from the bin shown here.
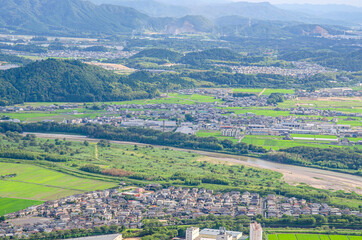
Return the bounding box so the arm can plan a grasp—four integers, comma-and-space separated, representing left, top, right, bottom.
26, 132, 362, 194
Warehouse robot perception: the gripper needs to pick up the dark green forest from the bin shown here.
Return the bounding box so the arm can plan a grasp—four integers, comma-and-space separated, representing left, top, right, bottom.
264, 147, 362, 175
0, 59, 161, 105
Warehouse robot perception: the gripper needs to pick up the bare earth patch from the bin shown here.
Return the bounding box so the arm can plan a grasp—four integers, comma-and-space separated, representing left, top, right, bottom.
85, 62, 135, 73
8, 217, 51, 226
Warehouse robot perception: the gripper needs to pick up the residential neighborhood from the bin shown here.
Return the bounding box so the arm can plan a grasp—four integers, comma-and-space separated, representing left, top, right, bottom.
1, 186, 360, 239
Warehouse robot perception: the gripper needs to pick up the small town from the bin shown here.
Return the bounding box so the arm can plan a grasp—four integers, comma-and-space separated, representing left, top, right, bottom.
230, 62, 332, 79
1, 186, 360, 239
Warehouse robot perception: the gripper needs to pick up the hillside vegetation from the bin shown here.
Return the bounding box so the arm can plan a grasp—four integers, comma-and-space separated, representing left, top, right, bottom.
131, 48, 182, 62
0, 59, 160, 105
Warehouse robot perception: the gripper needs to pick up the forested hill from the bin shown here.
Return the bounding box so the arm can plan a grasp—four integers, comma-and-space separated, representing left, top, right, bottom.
0, 59, 160, 105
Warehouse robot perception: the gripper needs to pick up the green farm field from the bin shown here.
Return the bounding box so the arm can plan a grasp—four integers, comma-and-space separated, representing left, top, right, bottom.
267, 234, 362, 240
0, 162, 117, 201
2, 109, 111, 122
221, 107, 292, 117
240, 135, 348, 150
110, 93, 221, 105
290, 134, 338, 139
233, 88, 295, 95
196, 130, 239, 143
278, 97, 362, 112
0, 197, 43, 216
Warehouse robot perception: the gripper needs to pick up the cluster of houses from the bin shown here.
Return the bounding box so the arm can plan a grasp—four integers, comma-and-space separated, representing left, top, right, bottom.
288, 107, 361, 118
296, 88, 361, 98
265, 195, 359, 218
1, 186, 359, 239
230, 61, 330, 79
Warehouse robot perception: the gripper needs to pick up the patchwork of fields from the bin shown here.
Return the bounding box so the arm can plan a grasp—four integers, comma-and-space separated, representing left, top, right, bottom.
267, 234, 362, 240
196, 131, 358, 150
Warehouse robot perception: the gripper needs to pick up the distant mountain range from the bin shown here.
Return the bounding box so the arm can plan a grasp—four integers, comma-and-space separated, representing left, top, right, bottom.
277, 4, 362, 25
0, 0, 155, 35
90, 0, 189, 17
90, 0, 362, 25
0, 0, 216, 36
0, 0, 357, 37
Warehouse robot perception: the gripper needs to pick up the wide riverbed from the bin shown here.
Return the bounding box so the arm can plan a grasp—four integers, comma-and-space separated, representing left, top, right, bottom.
27, 132, 362, 194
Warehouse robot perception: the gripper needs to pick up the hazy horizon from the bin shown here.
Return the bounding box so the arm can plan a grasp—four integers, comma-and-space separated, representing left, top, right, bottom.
229, 0, 362, 7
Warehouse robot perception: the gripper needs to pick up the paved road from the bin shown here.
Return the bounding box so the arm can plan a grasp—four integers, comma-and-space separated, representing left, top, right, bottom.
26, 132, 362, 194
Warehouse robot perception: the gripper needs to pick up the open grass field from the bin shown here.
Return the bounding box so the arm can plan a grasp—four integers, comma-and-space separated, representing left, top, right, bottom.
0, 197, 43, 216
0, 162, 117, 201
278, 97, 362, 113
233, 88, 263, 94
267, 234, 362, 240
222, 107, 292, 117
290, 134, 338, 139
103, 93, 221, 105
196, 130, 239, 143
233, 88, 295, 95
2, 108, 114, 122
240, 135, 345, 150
146, 93, 221, 105
262, 89, 295, 95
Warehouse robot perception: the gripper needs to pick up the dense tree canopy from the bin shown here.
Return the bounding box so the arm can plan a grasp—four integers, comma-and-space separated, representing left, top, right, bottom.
0, 59, 160, 104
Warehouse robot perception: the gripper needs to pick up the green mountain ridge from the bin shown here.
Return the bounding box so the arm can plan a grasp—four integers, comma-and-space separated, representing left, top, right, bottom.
0, 0, 155, 35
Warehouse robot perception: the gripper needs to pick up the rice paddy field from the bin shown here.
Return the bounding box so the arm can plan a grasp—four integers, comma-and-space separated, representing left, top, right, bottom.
222, 107, 292, 117
290, 134, 338, 139
0, 162, 117, 201
240, 135, 349, 150
194, 131, 360, 150
196, 130, 239, 143
0, 197, 43, 216
278, 97, 362, 114
267, 234, 362, 240
233, 88, 295, 95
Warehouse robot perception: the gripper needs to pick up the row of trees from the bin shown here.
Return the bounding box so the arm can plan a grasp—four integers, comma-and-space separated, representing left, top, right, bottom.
263, 147, 362, 174
0, 122, 267, 155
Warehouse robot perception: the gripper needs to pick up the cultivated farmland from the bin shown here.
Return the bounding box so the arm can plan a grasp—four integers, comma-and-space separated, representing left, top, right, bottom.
0, 162, 117, 201
0, 198, 43, 216
267, 234, 362, 240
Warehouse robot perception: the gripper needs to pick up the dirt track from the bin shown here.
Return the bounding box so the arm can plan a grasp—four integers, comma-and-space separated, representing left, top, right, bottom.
27, 133, 362, 194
